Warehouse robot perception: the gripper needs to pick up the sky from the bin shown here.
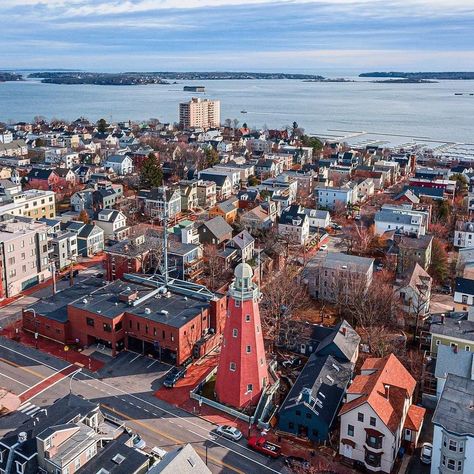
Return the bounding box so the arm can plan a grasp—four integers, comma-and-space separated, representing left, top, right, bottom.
2, 0, 474, 73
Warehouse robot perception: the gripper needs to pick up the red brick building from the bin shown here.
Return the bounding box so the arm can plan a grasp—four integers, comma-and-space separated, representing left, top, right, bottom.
23, 275, 226, 365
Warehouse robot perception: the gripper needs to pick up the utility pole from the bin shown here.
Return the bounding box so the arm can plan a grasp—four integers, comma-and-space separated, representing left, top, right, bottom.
162, 186, 169, 287
50, 260, 56, 295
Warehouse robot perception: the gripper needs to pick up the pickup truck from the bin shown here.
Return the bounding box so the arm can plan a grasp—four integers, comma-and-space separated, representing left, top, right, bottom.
247, 436, 281, 458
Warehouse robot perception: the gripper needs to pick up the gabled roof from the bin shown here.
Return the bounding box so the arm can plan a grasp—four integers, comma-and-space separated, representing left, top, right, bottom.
230, 230, 254, 249
279, 353, 352, 427
198, 172, 229, 187
105, 154, 131, 164
27, 167, 56, 180
200, 216, 232, 239
339, 354, 416, 433
404, 404, 426, 432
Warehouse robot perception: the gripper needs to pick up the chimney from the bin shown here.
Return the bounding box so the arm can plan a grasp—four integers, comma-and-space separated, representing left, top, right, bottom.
384, 384, 390, 399
441, 315, 445, 324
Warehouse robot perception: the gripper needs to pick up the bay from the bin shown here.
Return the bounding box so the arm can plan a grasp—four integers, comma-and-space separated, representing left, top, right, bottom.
0, 77, 472, 143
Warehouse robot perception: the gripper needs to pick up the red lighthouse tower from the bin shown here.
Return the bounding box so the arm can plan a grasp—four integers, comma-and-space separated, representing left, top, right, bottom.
215, 263, 269, 408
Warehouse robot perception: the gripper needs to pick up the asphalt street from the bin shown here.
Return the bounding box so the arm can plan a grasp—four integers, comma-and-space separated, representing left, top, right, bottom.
0, 337, 287, 474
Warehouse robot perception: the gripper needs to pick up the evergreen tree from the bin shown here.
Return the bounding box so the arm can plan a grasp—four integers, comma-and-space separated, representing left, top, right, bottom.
204, 147, 219, 167
140, 152, 163, 188
97, 118, 107, 133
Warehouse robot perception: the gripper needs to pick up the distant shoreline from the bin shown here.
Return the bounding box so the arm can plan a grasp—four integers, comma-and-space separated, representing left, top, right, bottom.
360, 71, 474, 80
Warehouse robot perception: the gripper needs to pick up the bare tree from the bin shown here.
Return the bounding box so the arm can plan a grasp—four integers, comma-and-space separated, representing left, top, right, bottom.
260, 265, 311, 351
202, 244, 229, 291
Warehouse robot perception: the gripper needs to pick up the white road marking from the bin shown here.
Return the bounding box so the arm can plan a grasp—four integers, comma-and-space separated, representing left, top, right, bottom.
0, 371, 30, 388
18, 402, 32, 411
0, 342, 280, 474
129, 354, 142, 364
24, 406, 40, 416
28, 406, 41, 416
146, 360, 157, 369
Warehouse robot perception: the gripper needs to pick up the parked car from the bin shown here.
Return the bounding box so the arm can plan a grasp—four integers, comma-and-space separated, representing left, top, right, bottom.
151, 446, 167, 460
282, 356, 302, 368
163, 366, 187, 388
284, 456, 310, 470
132, 434, 146, 450
216, 425, 243, 441
95, 272, 104, 278
319, 244, 328, 251
247, 436, 281, 458
420, 442, 433, 464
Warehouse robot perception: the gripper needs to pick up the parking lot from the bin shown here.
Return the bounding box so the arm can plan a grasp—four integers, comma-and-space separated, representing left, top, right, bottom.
97, 350, 174, 393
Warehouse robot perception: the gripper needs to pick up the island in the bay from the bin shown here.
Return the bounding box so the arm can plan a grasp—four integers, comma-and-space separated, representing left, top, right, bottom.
360, 71, 474, 80
0, 72, 23, 82
27, 71, 327, 85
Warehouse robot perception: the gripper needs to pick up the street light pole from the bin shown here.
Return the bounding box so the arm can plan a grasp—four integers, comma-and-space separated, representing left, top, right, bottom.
69, 368, 82, 395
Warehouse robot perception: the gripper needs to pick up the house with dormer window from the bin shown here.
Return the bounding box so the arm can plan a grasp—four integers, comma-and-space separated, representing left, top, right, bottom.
339, 354, 425, 473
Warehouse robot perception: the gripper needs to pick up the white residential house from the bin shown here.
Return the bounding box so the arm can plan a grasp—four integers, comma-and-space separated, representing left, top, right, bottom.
339, 354, 425, 474
304, 208, 330, 229
278, 204, 310, 245
399, 263, 432, 316
94, 209, 129, 241
104, 154, 133, 175
315, 183, 358, 210
454, 221, 474, 248
431, 374, 474, 474
374, 204, 429, 237
357, 178, 375, 201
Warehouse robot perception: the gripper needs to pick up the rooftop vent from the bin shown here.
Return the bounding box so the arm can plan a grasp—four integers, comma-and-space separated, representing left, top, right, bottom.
82, 298, 88, 304
144, 307, 151, 315
18, 432, 27, 443
161, 310, 169, 315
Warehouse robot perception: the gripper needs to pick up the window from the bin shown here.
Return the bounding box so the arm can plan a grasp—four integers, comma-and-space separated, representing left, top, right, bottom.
365, 451, 381, 468
74, 458, 81, 469
229, 362, 236, 372
245, 314, 251, 322
86, 317, 95, 327
462, 295, 468, 304
232, 328, 238, 338
246, 345, 251, 353
15, 461, 25, 474
115, 321, 122, 332
370, 417, 376, 427
466, 346, 470, 352
347, 424, 354, 437
358, 412, 364, 422
247, 384, 253, 393
436, 339, 440, 346
103, 323, 112, 333
235, 300, 240, 307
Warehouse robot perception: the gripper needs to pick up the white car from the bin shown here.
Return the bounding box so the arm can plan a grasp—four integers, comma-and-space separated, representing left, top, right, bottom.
132, 434, 146, 450
420, 442, 432, 464
319, 244, 328, 251
216, 425, 243, 441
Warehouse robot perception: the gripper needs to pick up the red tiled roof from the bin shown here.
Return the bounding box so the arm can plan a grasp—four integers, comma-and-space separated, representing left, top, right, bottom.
404, 404, 426, 431
339, 354, 417, 434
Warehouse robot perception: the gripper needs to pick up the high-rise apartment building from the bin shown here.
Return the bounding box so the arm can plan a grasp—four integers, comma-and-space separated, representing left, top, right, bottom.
179, 97, 221, 129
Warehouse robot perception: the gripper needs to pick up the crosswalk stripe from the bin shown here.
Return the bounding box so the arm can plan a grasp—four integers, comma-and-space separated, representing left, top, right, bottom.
18, 402, 32, 412
24, 406, 39, 416
28, 407, 41, 416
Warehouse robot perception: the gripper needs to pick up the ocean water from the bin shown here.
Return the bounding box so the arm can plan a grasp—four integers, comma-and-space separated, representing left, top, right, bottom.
0, 77, 473, 143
